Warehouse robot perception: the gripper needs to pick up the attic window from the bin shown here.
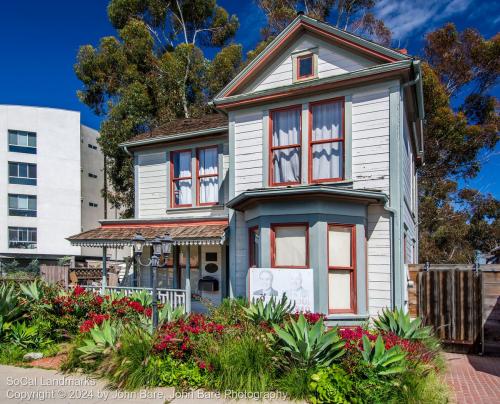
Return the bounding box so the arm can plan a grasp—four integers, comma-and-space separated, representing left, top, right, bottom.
297, 54, 314, 80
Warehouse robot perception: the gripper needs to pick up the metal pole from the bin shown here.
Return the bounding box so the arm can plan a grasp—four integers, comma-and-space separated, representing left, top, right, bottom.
152, 255, 159, 329
101, 246, 108, 294
185, 246, 191, 314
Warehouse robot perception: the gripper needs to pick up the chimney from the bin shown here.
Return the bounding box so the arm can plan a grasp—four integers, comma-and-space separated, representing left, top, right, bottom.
398, 48, 408, 55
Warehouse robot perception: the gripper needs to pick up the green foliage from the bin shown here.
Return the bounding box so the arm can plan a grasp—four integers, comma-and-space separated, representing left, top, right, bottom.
0, 283, 24, 323
276, 366, 313, 400
374, 308, 434, 341
242, 295, 295, 325
0, 343, 25, 364
154, 356, 207, 389
129, 290, 151, 306
8, 322, 52, 350
209, 297, 247, 326
360, 335, 406, 376
272, 315, 344, 370
309, 365, 353, 404
77, 320, 120, 361
20, 280, 44, 301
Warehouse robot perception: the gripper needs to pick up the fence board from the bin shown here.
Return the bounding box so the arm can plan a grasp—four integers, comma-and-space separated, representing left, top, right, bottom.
40, 265, 68, 288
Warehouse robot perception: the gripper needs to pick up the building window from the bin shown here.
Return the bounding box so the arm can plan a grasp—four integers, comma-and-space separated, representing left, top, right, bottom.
8, 194, 37, 217
271, 224, 308, 268
8, 130, 36, 154
171, 150, 192, 207
8, 162, 37, 185
297, 54, 314, 80
88, 144, 97, 150
89, 202, 98, 207
197, 146, 219, 205
270, 107, 301, 186
328, 224, 356, 313
8, 227, 37, 249
88, 173, 97, 178
249, 226, 260, 268
309, 99, 344, 183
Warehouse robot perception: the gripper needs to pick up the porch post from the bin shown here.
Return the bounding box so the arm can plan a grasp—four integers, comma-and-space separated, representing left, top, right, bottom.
173, 245, 179, 289
101, 246, 108, 293
185, 246, 191, 313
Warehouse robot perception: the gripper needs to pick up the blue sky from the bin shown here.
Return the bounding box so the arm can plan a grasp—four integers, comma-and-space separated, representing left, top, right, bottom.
0, 0, 498, 196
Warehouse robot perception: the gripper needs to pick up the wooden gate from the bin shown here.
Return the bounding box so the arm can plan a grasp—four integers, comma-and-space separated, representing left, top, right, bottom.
40, 265, 69, 288
409, 264, 500, 354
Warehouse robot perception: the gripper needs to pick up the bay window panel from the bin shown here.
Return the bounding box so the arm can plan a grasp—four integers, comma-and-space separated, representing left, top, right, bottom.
312, 102, 342, 141
328, 270, 351, 310
328, 227, 352, 268
199, 177, 218, 204
273, 147, 300, 184
198, 147, 218, 204
274, 225, 307, 267
312, 142, 343, 180
174, 179, 192, 206
173, 151, 191, 178
198, 148, 218, 176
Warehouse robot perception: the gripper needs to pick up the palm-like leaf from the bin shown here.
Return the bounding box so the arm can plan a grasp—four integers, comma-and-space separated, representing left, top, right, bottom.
20, 280, 44, 301
242, 295, 295, 325
78, 320, 120, 360
374, 307, 434, 341
0, 284, 24, 322
360, 335, 406, 376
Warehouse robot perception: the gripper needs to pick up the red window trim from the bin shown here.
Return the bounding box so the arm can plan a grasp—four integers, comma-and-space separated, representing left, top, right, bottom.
327, 223, 357, 314
308, 97, 345, 184
196, 145, 219, 207
170, 149, 193, 208
296, 54, 315, 80
249, 226, 259, 268
269, 105, 302, 187
270, 223, 309, 269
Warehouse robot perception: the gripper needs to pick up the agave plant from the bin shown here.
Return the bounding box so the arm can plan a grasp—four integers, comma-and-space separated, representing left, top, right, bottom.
130, 290, 152, 307
374, 308, 433, 341
20, 280, 44, 301
360, 335, 406, 375
272, 314, 345, 369
0, 283, 25, 323
78, 320, 120, 361
242, 295, 295, 325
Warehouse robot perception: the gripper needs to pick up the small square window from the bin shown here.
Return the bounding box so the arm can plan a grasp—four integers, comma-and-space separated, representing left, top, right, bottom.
297, 54, 314, 79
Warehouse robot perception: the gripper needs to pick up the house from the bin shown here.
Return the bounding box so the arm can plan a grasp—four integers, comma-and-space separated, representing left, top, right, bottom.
0, 105, 120, 268
68, 14, 424, 323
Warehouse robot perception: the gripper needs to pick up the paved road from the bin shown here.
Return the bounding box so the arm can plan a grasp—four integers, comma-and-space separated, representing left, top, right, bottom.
0, 365, 295, 404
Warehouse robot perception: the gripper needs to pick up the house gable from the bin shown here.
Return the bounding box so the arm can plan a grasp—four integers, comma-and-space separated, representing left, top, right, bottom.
216, 15, 409, 99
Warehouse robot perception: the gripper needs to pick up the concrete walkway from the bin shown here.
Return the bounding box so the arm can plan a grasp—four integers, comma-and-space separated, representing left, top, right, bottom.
445, 353, 500, 404
0, 365, 294, 403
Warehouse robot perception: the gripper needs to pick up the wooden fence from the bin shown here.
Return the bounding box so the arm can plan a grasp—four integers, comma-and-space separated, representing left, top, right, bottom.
40, 265, 69, 287
408, 264, 500, 354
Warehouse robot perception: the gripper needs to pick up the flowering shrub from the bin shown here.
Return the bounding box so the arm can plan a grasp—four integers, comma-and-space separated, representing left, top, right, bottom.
154, 314, 225, 359
291, 312, 324, 324
79, 313, 110, 333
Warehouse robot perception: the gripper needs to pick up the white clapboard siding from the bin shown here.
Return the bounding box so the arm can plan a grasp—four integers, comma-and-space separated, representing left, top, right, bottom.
252, 35, 375, 93
234, 211, 249, 296
137, 151, 167, 218
234, 111, 263, 195
367, 204, 391, 314
352, 89, 390, 194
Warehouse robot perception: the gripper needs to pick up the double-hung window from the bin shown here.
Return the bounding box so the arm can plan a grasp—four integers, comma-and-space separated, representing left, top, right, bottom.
270, 107, 302, 185
197, 146, 218, 205
328, 224, 356, 313
249, 226, 260, 268
8, 130, 36, 154
8, 227, 37, 249
9, 162, 37, 185
309, 99, 344, 182
271, 224, 308, 268
171, 150, 193, 207
8, 194, 37, 217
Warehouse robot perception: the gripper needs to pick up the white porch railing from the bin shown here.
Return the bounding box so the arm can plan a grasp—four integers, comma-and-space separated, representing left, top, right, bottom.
81, 285, 189, 312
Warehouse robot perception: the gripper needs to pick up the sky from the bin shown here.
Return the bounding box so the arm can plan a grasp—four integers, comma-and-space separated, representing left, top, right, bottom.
0, 0, 498, 196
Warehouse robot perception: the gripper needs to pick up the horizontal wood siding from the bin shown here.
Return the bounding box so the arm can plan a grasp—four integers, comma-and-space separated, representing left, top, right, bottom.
352, 88, 390, 194
252, 35, 375, 93
234, 111, 263, 195
234, 211, 249, 296
137, 151, 167, 218
367, 204, 392, 315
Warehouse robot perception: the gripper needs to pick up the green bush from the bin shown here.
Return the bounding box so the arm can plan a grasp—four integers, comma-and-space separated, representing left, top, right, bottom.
374, 308, 434, 341
276, 366, 314, 400
8, 322, 52, 350
242, 295, 295, 325
359, 335, 406, 376
0, 343, 25, 364
0, 283, 25, 323
309, 365, 354, 404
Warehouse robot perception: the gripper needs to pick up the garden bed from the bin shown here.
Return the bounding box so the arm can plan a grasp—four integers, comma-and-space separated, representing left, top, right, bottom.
0, 281, 450, 403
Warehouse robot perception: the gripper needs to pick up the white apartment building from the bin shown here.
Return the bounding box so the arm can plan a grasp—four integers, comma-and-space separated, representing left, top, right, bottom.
0, 105, 115, 265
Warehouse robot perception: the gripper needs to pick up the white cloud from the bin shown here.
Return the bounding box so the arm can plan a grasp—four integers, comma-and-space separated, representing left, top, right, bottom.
374, 0, 474, 40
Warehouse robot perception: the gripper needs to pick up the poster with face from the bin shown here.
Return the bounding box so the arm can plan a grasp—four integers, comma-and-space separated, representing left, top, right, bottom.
248, 267, 314, 312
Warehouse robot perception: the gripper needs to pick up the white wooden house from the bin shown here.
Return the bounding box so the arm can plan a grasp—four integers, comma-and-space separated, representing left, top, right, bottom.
69, 14, 424, 324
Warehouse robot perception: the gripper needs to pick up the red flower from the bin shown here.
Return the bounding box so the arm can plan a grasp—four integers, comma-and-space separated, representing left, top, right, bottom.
79, 312, 110, 333
72, 285, 86, 297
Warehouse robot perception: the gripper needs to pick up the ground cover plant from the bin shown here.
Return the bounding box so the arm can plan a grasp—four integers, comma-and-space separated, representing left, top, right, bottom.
0, 280, 449, 403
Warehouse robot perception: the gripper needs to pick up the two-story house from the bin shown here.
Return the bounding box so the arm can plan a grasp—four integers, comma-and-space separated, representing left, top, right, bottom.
68, 14, 424, 323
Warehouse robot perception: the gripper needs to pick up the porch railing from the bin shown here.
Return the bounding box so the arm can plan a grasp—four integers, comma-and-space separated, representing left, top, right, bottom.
81, 285, 189, 312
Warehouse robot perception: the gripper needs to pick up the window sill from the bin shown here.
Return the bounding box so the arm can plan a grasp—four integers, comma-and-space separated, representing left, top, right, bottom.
325, 314, 369, 326
166, 205, 225, 213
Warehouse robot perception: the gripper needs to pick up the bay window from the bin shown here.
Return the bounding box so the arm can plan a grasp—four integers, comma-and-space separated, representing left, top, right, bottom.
309, 99, 344, 182
197, 146, 218, 205
249, 226, 259, 268
328, 224, 356, 313
271, 224, 308, 268
171, 150, 192, 207
270, 107, 301, 185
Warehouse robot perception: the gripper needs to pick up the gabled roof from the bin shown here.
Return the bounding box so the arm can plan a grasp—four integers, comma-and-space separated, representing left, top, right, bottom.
122, 114, 227, 149
215, 14, 410, 100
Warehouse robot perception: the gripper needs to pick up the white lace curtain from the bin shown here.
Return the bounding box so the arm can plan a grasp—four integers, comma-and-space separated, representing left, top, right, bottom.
311, 102, 343, 181
198, 147, 218, 204
173, 150, 192, 206
272, 109, 301, 184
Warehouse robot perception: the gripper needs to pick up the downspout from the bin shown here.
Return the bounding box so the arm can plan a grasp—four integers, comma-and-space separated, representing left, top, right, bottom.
383, 203, 398, 310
